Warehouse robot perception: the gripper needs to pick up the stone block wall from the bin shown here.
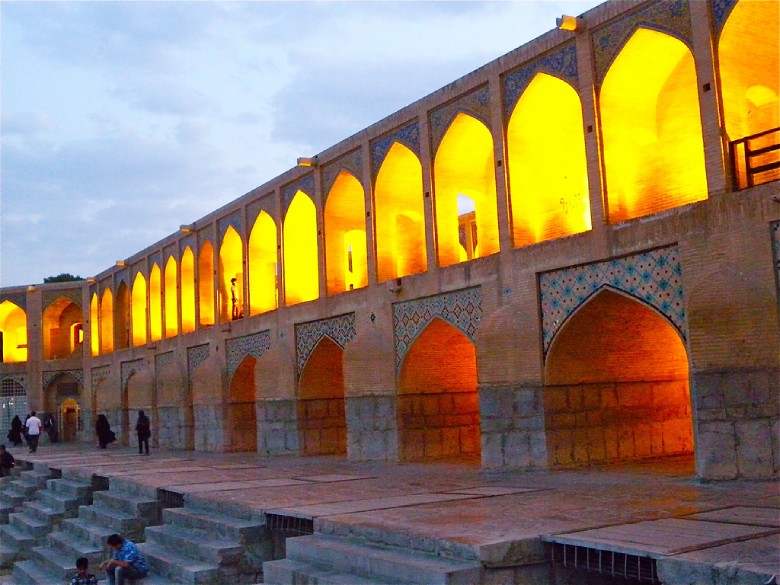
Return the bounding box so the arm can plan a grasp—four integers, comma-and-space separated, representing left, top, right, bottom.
297, 398, 346, 455
345, 396, 398, 461
193, 404, 225, 452
257, 399, 299, 455
157, 405, 188, 449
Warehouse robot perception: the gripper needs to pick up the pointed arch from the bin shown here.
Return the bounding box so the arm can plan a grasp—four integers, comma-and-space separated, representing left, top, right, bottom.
164, 256, 179, 337
324, 171, 368, 294
248, 211, 278, 315
149, 264, 162, 341
374, 142, 427, 282
99, 289, 114, 354
433, 112, 499, 266
131, 272, 148, 346
283, 191, 319, 305
89, 293, 99, 357
219, 226, 244, 321
181, 247, 196, 334
600, 28, 707, 223
115, 281, 130, 350
199, 240, 215, 326
227, 355, 258, 452
507, 72, 591, 246
0, 300, 28, 363
42, 297, 83, 360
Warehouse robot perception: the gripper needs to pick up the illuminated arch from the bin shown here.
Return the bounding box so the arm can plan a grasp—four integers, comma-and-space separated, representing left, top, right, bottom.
42, 297, 83, 360
99, 289, 114, 354
374, 142, 427, 282
131, 272, 148, 346
199, 241, 215, 326
164, 256, 179, 337
0, 301, 28, 363
433, 113, 499, 266
248, 211, 278, 315
149, 264, 162, 341
324, 171, 368, 294
89, 293, 99, 357
227, 355, 257, 452
283, 191, 319, 305
181, 247, 196, 334
115, 281, 130, 350
600, 28, 707, 223
219, 226, 244, 321
508, 73, 591, 246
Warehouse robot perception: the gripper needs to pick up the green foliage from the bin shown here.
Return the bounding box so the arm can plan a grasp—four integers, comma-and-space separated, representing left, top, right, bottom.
43, 273, 85, 283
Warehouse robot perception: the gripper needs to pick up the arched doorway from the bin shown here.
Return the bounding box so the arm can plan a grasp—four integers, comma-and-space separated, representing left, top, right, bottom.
60, 398, 80, 443
397, 318, 480, 461
544, 289, 693, 468
227, 356, 258, 452
298, 337, 346, 456
44, 373, 82, 442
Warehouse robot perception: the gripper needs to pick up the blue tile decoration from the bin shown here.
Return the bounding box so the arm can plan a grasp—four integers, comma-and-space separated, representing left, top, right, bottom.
148, 250, 162, 271
155, 351, 176, 372
218, 209, 244, 242
503, 43, 578, 118
247, 193, 277, 230
42, 370, 83, 392
90, 365, 111, 390
226, 330, 271, 380
0, 292, 26, 312
393, 286, 482, 372
187, 343, 210, 385
282, 174, 316, 215
42, 289, 82, 310
370, 122, 421, 181
1, 374, 27, 393
323, 149, 364, 197
591, 0, 692, 87
430, 85, 492, 154
180, 233, 196, 254
120, 358, 145, 392
712, 0, 739, 34
772, 222, 780, 301
295, 313, 357, 376
540, 246, 686, 355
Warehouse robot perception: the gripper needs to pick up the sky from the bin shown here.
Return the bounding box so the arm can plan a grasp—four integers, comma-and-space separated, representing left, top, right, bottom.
1, 0, 600, 288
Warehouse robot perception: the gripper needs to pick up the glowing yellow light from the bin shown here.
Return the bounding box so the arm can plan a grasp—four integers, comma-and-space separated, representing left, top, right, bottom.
115, 281, 130, 350
0, 300, 28, 363
283, 191, 319, 305
181, 247, 196, 333
90, 293, 99, 356
132, 272, 148, 346
600, 28, 707, 223
375, 142, 427, 282
198, 241, 215, 326
433, 113, 499, 266
324, 171, 368, 294
149, 264, 162, 341
507, 72, 591, 246
248, 211, 278, 315
99, 288, 114, 354
556, 15, 579, 31
42, 297, 83, 359
219, 226, 244, 320
164, 256, 179, 337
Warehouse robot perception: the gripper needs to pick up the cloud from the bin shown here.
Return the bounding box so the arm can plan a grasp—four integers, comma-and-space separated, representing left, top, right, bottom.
1, 112, 56, 135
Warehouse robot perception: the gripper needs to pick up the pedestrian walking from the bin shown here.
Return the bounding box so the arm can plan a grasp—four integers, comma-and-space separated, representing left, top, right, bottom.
135, 410, 150, 455
25, 411, 42, 453
95, 414, 116, 449
44, 412, 59, 443
99, 533, 149, 585
6, 415, 23, 446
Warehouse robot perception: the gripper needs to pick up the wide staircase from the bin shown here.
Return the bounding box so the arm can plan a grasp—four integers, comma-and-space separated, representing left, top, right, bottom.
0, 466, 56, 524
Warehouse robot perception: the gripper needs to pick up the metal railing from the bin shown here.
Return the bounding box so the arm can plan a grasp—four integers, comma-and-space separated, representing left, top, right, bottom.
730, 127, 780, 190
548, 542, 660, 583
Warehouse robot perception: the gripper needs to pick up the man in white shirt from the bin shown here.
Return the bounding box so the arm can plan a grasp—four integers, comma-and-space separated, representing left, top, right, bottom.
25, 411, 42, 453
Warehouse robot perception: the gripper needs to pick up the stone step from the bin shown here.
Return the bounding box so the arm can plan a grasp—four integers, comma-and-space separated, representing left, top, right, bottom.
145, 524, 243, 566
0, 502, 14, 522
13, 559, 54, 585
0, 522, 36, 550
163, 507, 263, 543
77, 503, 148, 542
59, 516, 115, 549
284, 534, 483, 585
264, 558, 405, 585
46, 477, 93, 500
35, 487, 83, 513
93, 488, 159, 520
8, 511, 50, 538
28, 545, 78, 581
20, 499, 65, 525
0, 543, 18, 567
47, 529, 105, 569
138, 541, 220, 584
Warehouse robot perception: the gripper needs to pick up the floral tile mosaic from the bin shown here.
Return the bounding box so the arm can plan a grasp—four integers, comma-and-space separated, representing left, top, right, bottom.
42, 288, 82, 310
218, 210, 244, 242
1, 374, 27, 393
370, 122, 421, 181
393, 286, 482, 372
323, 149, 364, 196
540, 246, 686, 355
430, 85, 491, 153
90, 365, 111, 390
155, 351, 176, 371
712, 0, 739, 33
42, 370, 83, 392
121, 358, 145, 391
295, 313, 356, 376
187, 343, 210, 384
226, 330, 271, 380
282, 174, 316, 214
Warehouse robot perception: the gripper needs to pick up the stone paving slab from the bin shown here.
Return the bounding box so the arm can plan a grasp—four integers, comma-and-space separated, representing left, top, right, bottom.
167, 478, 309, 493
269, 493, 483, 519
686, 506, 780, 527
444, 487, 539, 496
296, 473, 375, 483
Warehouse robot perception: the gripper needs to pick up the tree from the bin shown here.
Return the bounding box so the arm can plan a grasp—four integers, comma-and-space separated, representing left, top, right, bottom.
43, 273, 85, 283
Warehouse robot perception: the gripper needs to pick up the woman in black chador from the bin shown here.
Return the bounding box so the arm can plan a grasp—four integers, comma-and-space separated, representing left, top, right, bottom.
95, 414, 115, 449
6, 415, 23, 447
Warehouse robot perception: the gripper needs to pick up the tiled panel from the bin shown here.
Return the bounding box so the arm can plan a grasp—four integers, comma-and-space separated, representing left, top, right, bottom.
120, 358, 145, 391
282, 174, 316, 214
712, 0, 739, 34
90, 365, 111, 390
187, 343, 210, 384
226, 330, 272, 380
42, 288, 82, 309
370, 122, 421, 181
323, 149, 364, 196
429, 84, 491, 153
42, 369, 83, 391
295, 313, 357, 376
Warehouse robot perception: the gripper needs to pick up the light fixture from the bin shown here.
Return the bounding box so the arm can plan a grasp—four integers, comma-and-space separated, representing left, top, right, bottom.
116, 260, 126, 267
86, 278, 96, 283
27, 285, 36, 292
556, 14, 580, 31
180, 224, 194, 233
297, 156, 318, 168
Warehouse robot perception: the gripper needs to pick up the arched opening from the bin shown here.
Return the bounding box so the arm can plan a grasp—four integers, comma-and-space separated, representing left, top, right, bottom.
718, 0, 780, 187
374, 142, 427, 282
42, 298, 83, 360
219, 226, 244, 321
0, 378, 27, 439
131, 273, 148, 346
545, 289, 693, 468
227, 356, 258, 452
199, 240, 215, 326
600, 28, 707, 223
59, 398, 80, 443
44, 373, 81, 442
324, 171, 368, 294
181, 247, 196, 333
248, 211, 278, 315
89, 293, 99, 357
508, 73, 591, 246
149, 264, 163, 342
0, 301, 27, 363
99, 289, 114, 354
283, 191, 319, 305
398, 318, 480, 461
115, 281, 130, 350
298, 337, 346, 455
433, 113, 499, 266
164, 256, 179, 337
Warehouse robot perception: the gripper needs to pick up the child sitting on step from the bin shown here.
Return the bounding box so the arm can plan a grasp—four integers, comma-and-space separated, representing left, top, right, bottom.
71, 557, 98, 585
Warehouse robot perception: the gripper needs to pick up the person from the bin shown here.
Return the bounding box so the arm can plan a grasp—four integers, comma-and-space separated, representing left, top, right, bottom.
99, 533, 148, 585
95, 414, 116, 449
70, 556, 98, 585
44, 412, 59, 443
6, 415, 23, 446
0, 445, 15, 477
230, 277, 240, 319
135, 410, 150, 456
25, 411, 42, 453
